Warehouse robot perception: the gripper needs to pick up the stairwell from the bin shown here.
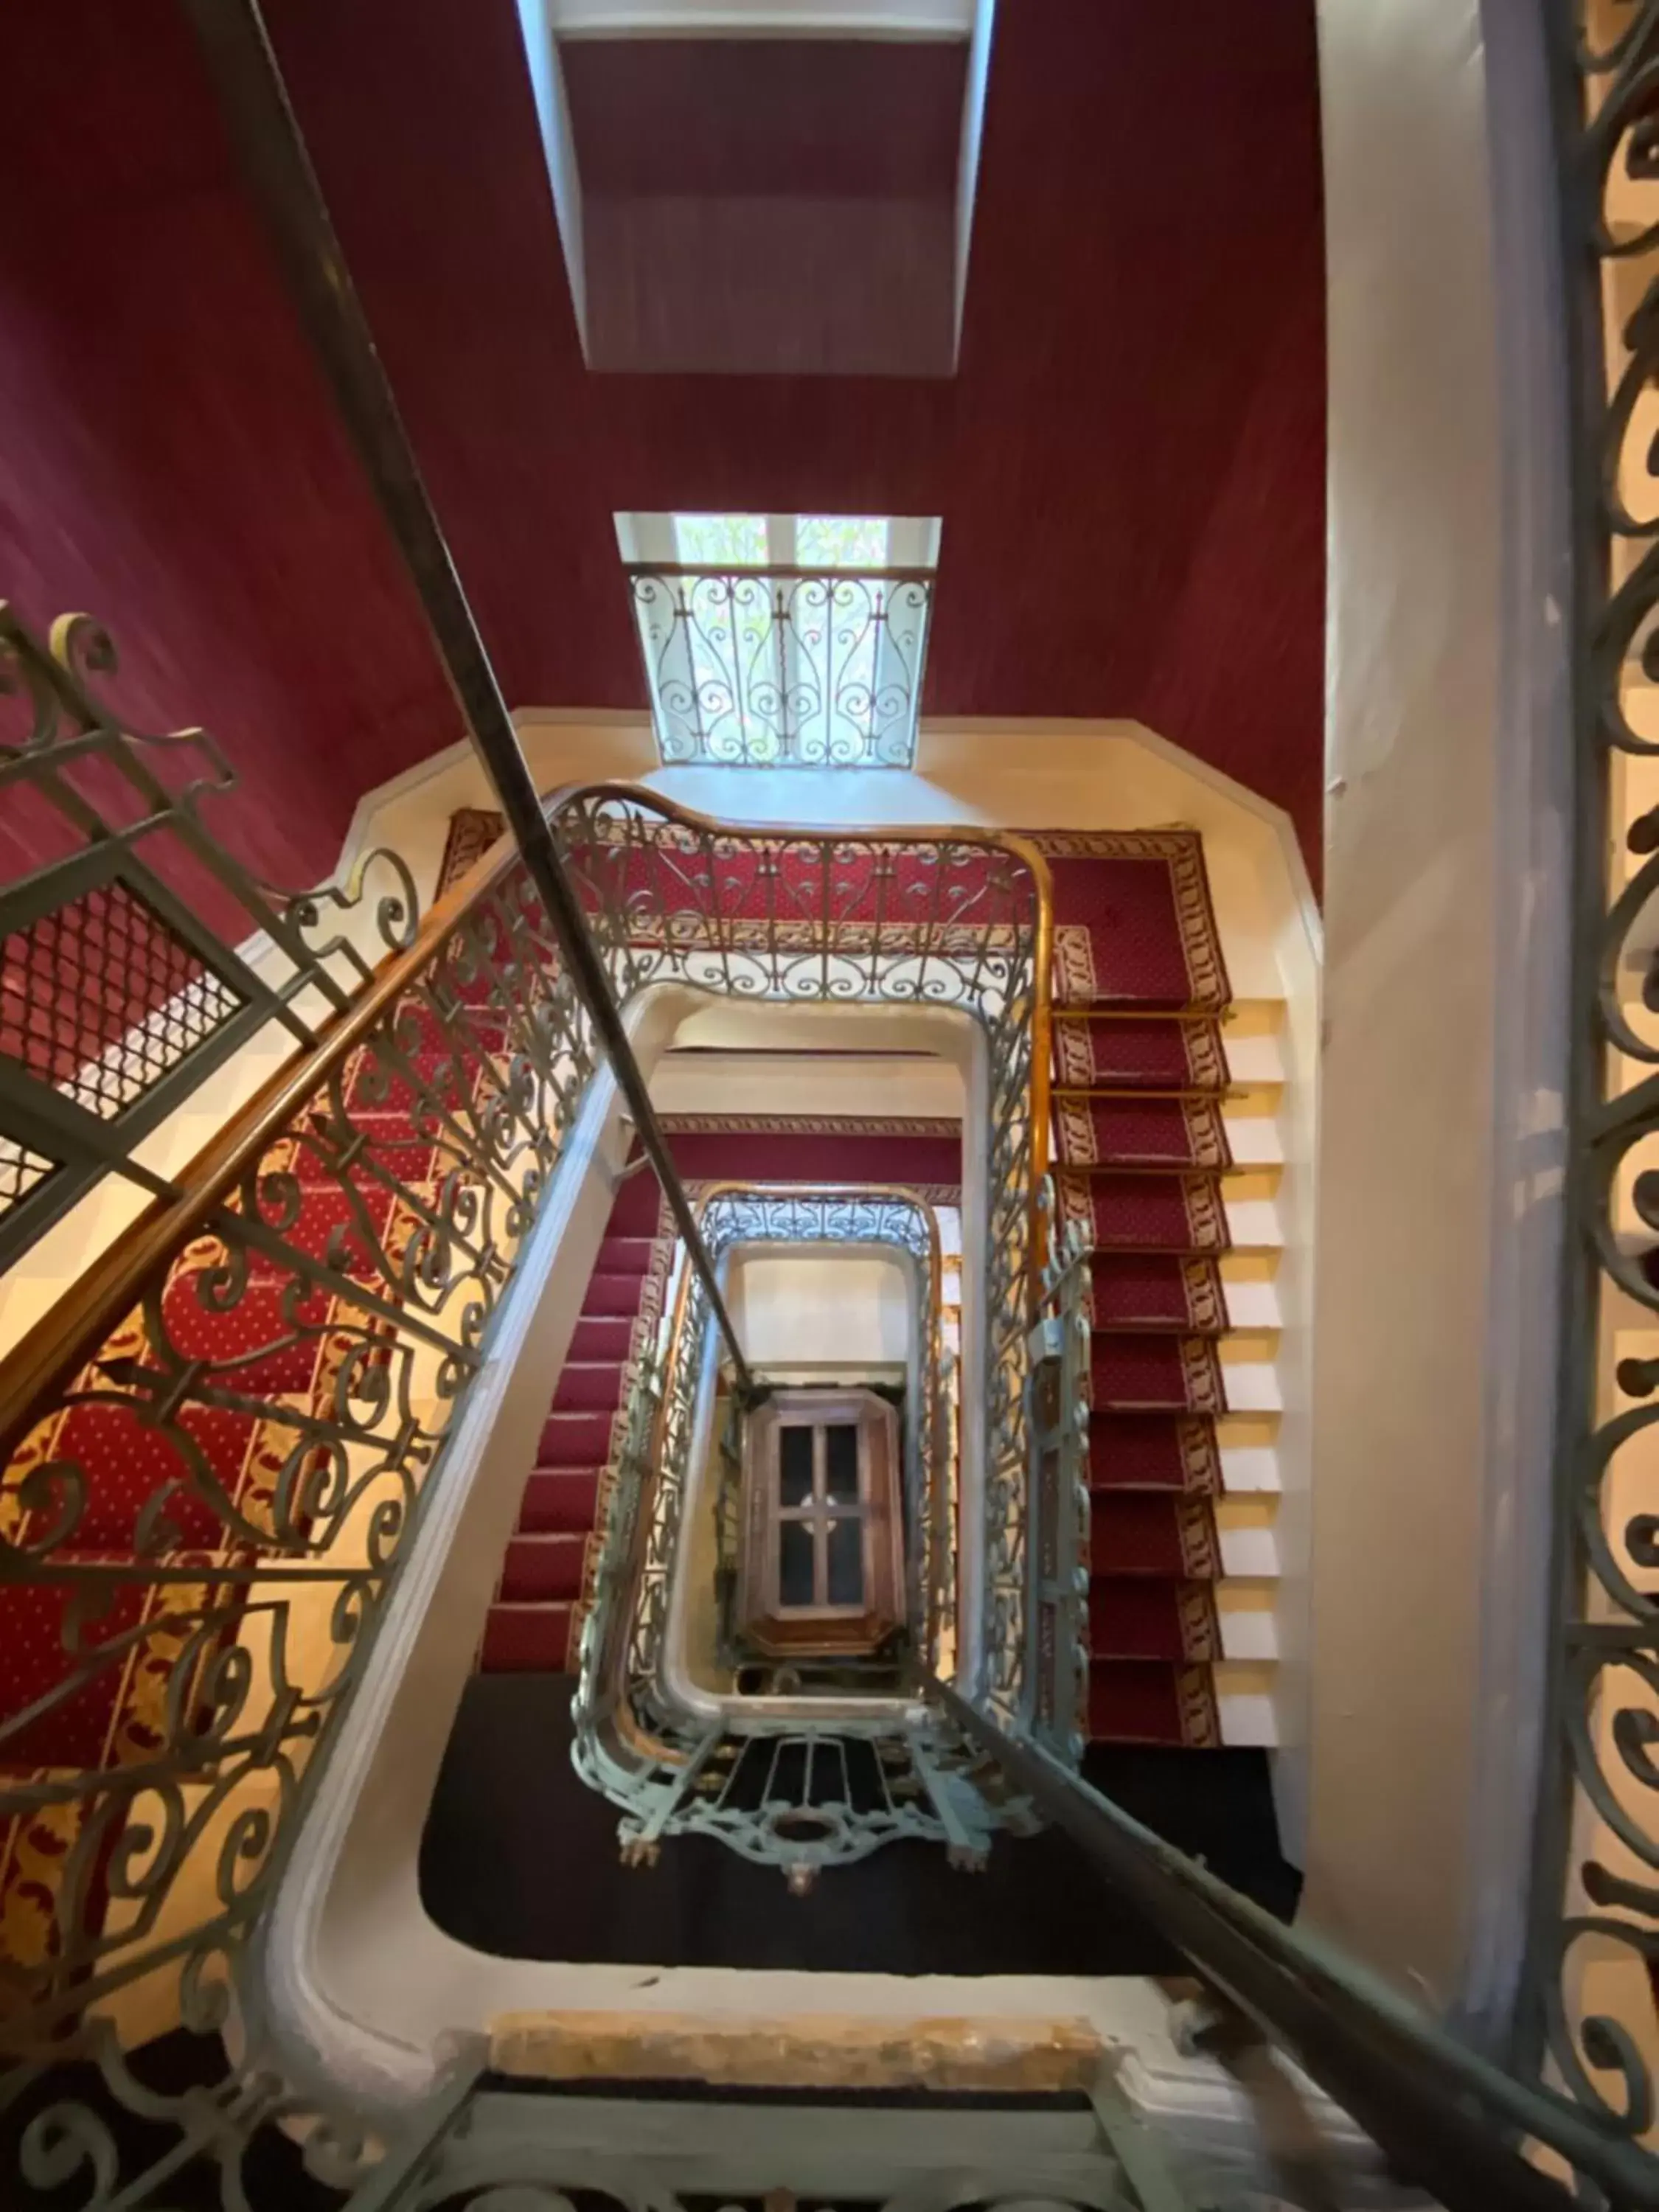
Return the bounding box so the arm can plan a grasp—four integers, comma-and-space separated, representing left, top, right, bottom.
459, 813, 1290, 1757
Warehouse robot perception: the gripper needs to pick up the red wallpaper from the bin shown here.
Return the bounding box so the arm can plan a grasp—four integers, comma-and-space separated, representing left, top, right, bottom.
0, 0, 1324, 914
0, 2, 454, 924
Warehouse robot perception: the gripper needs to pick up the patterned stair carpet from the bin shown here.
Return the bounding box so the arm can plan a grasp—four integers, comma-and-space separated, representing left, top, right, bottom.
476, 1116, 962, 1675
1032, 830, 1234, 1749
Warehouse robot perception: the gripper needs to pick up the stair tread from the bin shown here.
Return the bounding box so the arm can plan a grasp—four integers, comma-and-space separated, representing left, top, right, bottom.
1087, 1659, 1221, 1748
1090, 1336, 1225, 1414
500, 1532, 588, 1606
1055, 1097, 1231, 1174
538, 1411, 619, 1467
1052, 1014, 1228, 1095
1087, 1413, 1221, 1494
1087, 1255, 1227, 1334
479, 1601, 576, 1674
1090, 1492, 1220, 1578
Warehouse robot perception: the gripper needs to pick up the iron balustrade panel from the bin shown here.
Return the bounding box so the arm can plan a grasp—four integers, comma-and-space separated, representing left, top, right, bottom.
0, 791, 1047, 2198
0, 602, 428, 1270
571, 1183, 1000, 1884
625, 565, 934, 769
0, 850, 597, 2205
1530, 4, 1659, 2188
1026, 1178, 1092, 1764
550, 782, 1048, 1732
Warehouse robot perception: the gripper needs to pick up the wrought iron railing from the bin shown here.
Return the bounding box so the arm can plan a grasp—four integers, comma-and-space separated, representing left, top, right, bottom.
1526, 4, 1659, 2174
0, 602, 425, 1272
573, 1183, 1009, 1885
625, 564, 934, 768
549, 780, 1051, 1732
0, 803, 593, 2197
1025, 1180, 1093, 1764
0, 763, 1051, 2193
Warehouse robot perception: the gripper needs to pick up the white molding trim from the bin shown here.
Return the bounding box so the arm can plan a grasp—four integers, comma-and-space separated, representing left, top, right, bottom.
515, 0, 588, 346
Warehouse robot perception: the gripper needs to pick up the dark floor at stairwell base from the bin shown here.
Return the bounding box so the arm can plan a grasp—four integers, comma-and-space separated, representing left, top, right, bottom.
419, 1674, 1300, 1974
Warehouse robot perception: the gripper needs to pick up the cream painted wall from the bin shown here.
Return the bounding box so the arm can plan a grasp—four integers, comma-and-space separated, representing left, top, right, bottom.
728, 1251, 911, 1371
1305, 0, 1569, 2037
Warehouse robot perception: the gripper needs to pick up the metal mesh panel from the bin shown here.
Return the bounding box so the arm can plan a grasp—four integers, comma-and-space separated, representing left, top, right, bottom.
0, 880, 243, 1119
0, 1134, 57, 1218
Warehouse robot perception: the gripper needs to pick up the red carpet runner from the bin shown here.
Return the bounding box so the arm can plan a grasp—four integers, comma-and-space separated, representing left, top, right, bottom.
1033, 831, 1231, 1748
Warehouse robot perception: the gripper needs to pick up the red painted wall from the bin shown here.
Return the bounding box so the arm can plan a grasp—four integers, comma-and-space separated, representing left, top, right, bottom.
0, 2, 453, 925
1, 0, 1324, 913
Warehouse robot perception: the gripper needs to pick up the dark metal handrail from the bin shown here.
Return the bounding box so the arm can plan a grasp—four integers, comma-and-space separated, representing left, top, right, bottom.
181, 0, 752, 1396
936, 1681, 1658, 2212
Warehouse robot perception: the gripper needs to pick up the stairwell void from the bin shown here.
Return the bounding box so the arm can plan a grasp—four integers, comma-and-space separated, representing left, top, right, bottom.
416, 800, 1300, 1969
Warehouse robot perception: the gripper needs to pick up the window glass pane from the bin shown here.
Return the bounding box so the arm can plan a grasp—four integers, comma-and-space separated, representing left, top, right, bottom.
824, 1422, 860, 1503
778, 1425, 814, 1507
826, 1516, 864, 1606
779, 1518, 815, 1607
797, 515, 889, 570
675, 512, 768, 566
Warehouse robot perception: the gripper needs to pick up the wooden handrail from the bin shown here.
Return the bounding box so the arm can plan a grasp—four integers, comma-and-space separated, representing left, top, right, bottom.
0, 785, 1052, 1472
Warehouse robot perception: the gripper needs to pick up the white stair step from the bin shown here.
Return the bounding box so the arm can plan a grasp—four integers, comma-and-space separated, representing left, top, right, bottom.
1224, 1030, 1286, 1086
1222, 1279, 1281, 1329
1220, 1113, 1283, 1167
1217, 1604, 1279, 1661
1218, 1444, 1280, 1493
1218, 1521, 1281, 1577
1223, 1198, 1282, 1253
1218, 1688, 1279, 1747
1223, 1363, 1282, 1414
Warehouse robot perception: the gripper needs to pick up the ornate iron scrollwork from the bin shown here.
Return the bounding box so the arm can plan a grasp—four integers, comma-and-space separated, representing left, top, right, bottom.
1531, 1, 1659, 2173
549, 785, 1046, 1731
0, 603, 430, 1270
573, 1185, 1004, 1884
1, 766, 1048, 2197
625, 566, 933, 769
